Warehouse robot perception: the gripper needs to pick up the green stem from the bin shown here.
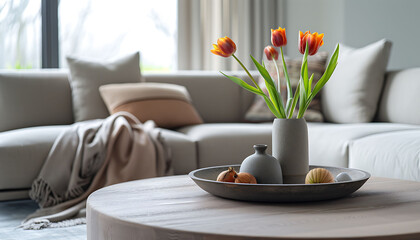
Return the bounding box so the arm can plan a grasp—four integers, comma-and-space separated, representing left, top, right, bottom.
280, 47, 293, 102
297, 95, 313, 119
272, 57, 284, 116
273, 56, 281, 94
288, 82, 300, 119
298, 42, 309, 119
232, 54, 262, 92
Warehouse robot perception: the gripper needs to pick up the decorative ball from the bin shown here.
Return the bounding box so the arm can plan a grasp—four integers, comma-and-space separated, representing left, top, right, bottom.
305, 168, 334, 184
336, 172, 352, 182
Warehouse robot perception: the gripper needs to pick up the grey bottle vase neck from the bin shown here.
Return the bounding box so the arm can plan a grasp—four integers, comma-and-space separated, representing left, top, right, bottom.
254, 144, 268, 154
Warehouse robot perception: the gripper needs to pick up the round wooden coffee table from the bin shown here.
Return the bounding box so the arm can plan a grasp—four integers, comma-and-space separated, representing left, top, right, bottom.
87, 175, 420, 240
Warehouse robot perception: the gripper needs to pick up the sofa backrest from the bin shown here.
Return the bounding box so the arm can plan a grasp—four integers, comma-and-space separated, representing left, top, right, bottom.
376, 68, 420, 125
0, 70, 74, 132
144, 71, 258, 123
5, 68, 418, 130
0, 70, 259, 132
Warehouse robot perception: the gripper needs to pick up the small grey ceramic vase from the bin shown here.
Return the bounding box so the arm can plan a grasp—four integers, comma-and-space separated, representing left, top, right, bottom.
272, 118, 309, 184
239, 144, 283, 184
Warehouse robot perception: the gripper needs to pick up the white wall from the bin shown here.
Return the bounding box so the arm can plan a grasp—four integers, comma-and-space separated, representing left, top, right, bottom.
283, 0, 344, 60
343, 0, 420, 70
282, 0, 420, 70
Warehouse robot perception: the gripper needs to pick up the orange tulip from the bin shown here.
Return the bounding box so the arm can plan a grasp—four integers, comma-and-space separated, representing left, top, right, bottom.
271, 27, 287, 47
298, 31, 324, 55
211, 36, 237, 57
264, 46, 279, 61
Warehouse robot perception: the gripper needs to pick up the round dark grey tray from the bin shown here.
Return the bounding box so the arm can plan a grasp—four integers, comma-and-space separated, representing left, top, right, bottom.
189, 165, 370, 202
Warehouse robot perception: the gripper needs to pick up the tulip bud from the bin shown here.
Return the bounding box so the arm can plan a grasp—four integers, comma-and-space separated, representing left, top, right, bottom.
271, 27, 287, 47
298, 31, 324, 56
264, 46, 279, 61
211, 36, 237, 57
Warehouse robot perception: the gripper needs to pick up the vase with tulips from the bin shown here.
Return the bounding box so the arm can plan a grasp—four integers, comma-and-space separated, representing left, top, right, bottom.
211, 27, 339, 183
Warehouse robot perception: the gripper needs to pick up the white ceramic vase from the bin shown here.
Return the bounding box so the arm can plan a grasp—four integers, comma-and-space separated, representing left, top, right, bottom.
272, 118, 309, 184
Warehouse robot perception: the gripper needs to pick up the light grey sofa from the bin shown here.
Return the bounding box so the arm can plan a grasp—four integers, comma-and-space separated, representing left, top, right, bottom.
1, 69, 420, 201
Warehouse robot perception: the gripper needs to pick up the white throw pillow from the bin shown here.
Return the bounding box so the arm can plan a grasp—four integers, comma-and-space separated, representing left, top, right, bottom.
321, 39, 392, 123
66, 52, 142, 122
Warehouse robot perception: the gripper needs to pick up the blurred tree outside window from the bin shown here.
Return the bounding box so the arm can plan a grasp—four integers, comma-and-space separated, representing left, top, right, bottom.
59, 0, 177, 72
0, 0, 41, 69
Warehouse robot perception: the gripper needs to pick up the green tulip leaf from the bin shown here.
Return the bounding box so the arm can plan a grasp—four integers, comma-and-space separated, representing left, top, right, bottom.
250, 55, 286, 118
298, 76, 307, 118
220, 72, 261, 95
308, 73, 314, 96
312, 44, 339, 97
220, 71, 282, 118
262, 95, 282, 118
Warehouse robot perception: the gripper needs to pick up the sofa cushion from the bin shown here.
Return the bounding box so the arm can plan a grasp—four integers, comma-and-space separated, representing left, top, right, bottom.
66, 52, 142, 122
0, 70, 73, 132
177, 122, 420, 170
99, 83, 203, 128
308, 123, 420, 168
178, 123, 272, 168
377, 68, 420, 125
159, 129, 197, 174
349, 130, 420, 181
0, 126, 70, 190
321, 39, 392, 123
144, 71, 256, 123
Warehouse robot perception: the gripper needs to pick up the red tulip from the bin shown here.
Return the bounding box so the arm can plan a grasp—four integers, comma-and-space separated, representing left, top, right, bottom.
264, 46, 279, 61
211, 36, 237, 57
271, 27, 287, 47
298, 31, 324, 55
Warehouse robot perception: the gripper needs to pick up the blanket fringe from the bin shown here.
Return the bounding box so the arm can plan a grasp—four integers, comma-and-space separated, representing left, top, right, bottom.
29, 178, 63, 208
29, 178, 86, 208
64, 186, 86, 202
20, 218, 86, 230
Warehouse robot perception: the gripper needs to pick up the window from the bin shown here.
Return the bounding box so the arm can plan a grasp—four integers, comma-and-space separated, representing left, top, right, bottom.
0, 0, 42, 69
58, 0, 177, 72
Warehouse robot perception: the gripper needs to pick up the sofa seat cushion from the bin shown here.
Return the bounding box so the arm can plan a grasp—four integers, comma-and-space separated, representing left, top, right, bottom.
308, 123, 420, 168
178, 123, 272, 168
159, 129, 197, 174
349, 130, 420, 181
0, 126, 70, 190
178, 122, 420, 170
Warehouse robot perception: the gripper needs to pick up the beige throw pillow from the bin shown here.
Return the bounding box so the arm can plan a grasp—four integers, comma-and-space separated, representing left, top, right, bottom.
66, 52, 142, 122
245, 52, 328, 122
321, 39, 392, 123
99, 83, 203, 128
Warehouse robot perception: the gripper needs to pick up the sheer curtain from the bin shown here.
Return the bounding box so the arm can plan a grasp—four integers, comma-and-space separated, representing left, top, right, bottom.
177, 0, 284, 71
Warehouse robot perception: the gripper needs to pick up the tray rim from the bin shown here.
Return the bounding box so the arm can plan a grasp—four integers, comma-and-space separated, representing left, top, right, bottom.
189, 164, 371, 186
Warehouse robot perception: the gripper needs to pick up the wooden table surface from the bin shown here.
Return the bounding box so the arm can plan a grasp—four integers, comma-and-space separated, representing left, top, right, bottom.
87, 175, 420, 240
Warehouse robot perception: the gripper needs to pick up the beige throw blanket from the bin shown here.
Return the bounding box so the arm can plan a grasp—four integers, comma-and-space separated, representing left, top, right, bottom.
22, 112, 172, 229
